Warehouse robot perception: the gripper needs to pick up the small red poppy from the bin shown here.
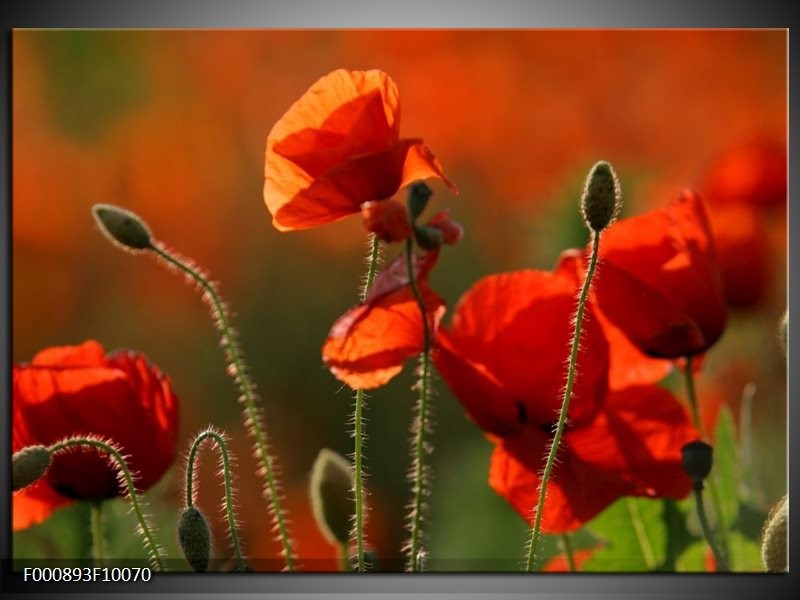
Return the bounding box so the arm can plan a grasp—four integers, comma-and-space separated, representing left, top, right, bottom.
264, 69, 457, 232
12, 340, 179, 531
592, 189, 727, 359
322, 250, 445, 390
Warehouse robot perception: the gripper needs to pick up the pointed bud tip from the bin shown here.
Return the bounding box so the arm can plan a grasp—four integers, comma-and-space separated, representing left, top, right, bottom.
681, 440, 713, 485
12, 445, 52, 491
580, 160, 622, 232
92, 204, 153, 251
178, 506, 211, 572
309, 448, 355, 547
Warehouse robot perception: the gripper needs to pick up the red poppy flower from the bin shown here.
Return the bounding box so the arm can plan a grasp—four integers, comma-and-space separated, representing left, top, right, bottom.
322, 250, 445, 390
12, 340, 179, 531
264, 69, 457, 232
700, 138, 786, 210
489, 385, 697, 533
434, 259, 696, 532
592, 189, 727, 359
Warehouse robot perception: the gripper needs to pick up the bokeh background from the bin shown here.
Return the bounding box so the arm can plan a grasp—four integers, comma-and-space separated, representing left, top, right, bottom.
12, 29, 787, 571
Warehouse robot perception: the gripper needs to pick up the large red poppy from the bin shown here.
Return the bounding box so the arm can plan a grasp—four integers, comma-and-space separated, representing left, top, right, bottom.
434, 259, 696, 532
592, 189, 727, 359
12, 340, 179, 531
322, 250, 445, 390
264, 69, 457, 232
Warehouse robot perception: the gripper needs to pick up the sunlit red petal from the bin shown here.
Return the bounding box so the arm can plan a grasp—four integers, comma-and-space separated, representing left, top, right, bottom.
594, 190, 727, 358
13, 483, 73, 531
264, 69, 456, 231
436, 269, 608, 429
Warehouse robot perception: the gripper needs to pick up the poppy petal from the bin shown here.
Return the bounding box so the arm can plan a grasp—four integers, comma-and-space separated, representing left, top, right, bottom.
13, 483, 73, 531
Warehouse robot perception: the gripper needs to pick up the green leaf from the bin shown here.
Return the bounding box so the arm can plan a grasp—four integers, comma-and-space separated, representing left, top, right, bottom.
713, 406, 739, 528
676, 533, 763, 572
582, 497, 667, 571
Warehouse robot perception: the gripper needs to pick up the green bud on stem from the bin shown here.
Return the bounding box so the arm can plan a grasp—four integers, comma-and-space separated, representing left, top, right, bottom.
580, 160, 622, 232
92, 204, 154, 251
178, 506, 212, 572
12, 445, 52, 491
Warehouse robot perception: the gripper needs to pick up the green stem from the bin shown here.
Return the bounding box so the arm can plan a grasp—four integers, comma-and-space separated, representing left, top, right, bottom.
90, 501, 105, 566
48, 438, 165, 571
560, 533, 576, 572
626, 498, 656, 570
352, 234, 381, 573
150, 243, 295, 571
693, 485, 729, 571
405, 238, 433, 573
185, 430, 246, 572
524, 232, 601, 572
682, 358, 730, 568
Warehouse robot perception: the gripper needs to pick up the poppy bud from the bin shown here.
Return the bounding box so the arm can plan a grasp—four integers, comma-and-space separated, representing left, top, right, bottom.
92, 204, 154, 251
580, 161, 622, 232
407, 181, 433, 223
427, 209, 464, 245
361, 199, 412, 243
681, 440, 713, 487
760, 494, 788, 572
413, 224, 445, 250
309, 449, 355, 547
178, 506, 211, 572
12, 445, 52, 491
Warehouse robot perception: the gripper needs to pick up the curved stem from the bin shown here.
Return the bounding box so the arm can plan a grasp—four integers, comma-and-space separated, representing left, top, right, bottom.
693, 486, 729, 571
351, 234, 381, 573
560, 533, 576, 572
524, 232, 601, 572
682, 359, 730, 569
48, 438, 165, 571
185, 430, 246, 572
150, 243, 295, 571
90, 501, 105, 565
405, 238, 433, 573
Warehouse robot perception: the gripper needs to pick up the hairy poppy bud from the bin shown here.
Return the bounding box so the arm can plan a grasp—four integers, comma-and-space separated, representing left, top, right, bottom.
92, 204, 154, 251
178, 506, 211, 572
681, 440, 713, 486
362, 199, 412, 243
12, 445, 52, 491
309, 449, 355, 547
580, 161, 622, 232
407, 181, 433, 223
760, 494, 788, 572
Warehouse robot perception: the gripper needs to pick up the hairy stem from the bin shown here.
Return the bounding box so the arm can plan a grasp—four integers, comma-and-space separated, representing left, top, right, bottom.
352, 234, 381, 573
524, 232, 601, 572
185, 429, 246, 572
150, 243, 294, 570
405, 238, 433, 573
49, 438, 165, 571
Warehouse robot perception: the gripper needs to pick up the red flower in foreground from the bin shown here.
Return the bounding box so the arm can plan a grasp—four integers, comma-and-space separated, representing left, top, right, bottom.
12, 340, 179, 531
434, 260, 697, 532
322, 250, 446, 390
264, 69, 457, 233
592, 190, 727, 359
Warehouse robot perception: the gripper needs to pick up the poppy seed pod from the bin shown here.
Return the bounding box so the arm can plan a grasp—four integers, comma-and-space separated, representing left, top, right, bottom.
681, 440, 713, 486
12, 445, 52, 491
581, 161, 622, 232
92, 204, 153, 251
413, 224, 445, 250
760, 494, 788, 572
407, 181, 433, 223
178, 506, 211, 572
309, 449, 355, 547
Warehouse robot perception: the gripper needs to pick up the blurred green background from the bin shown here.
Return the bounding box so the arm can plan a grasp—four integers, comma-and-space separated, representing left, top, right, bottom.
12, 29, 787, 571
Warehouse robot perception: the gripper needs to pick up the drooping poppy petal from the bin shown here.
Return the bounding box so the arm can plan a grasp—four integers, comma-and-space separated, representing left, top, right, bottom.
555, 249, 672, 389
322, 251, 445, 390
12, 340, 179, 530
489, 385, 697, 533
700, 138, 787, 210
593, 190, 727, 358
264, 69, 456, 232
434, 269, 609, 431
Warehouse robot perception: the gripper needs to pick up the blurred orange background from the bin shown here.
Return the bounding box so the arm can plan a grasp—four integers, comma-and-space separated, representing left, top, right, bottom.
12, 29, 786, 570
